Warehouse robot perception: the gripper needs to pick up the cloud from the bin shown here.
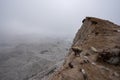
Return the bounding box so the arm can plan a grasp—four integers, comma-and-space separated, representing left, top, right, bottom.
0, 0, 120, 39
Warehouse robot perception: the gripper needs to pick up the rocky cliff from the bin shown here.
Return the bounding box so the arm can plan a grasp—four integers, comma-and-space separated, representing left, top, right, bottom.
50, 17, 120, 80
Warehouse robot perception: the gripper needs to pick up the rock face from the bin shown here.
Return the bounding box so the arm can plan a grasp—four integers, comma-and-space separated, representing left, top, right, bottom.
50, 17, 120, 80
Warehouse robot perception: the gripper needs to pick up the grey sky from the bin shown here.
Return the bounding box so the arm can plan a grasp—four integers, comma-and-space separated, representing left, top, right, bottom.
0, 0, 120, 39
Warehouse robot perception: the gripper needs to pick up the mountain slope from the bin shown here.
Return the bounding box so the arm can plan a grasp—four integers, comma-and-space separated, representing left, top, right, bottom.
0, 38, 71, 80
50, 17, 120, 80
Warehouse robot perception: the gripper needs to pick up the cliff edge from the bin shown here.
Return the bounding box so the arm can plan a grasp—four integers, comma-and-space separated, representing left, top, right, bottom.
50, 17, 120, 80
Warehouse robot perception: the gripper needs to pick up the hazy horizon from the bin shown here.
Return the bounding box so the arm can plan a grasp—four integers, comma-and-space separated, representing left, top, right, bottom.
0, 0, 120, 41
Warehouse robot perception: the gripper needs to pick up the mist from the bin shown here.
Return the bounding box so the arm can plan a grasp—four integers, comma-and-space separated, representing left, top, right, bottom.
0, 1, 120, 80
0, 0, 120, 41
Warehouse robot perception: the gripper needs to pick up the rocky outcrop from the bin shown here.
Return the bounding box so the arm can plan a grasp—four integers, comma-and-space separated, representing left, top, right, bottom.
50, 17, 120, 80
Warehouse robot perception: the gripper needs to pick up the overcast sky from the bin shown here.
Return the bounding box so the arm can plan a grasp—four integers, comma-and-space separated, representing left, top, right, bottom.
0, 0, 120, 40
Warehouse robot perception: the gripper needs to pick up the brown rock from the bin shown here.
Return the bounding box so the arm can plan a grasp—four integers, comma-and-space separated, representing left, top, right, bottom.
50, 17, 120, 80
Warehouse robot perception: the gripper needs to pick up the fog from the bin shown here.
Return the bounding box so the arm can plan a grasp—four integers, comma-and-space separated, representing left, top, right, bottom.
0, 0, 120, 41
0, 1, 120, 80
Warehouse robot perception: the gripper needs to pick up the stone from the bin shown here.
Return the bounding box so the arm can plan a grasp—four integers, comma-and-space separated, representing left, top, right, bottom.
50, 17, 120, 80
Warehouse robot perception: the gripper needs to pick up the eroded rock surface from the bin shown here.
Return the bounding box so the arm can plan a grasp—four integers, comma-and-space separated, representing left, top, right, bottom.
50, 17, 120, 80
